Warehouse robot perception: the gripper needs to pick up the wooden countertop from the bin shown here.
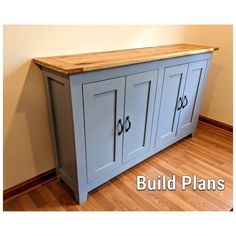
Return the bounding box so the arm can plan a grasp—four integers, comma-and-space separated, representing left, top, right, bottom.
33, 44, 219, 74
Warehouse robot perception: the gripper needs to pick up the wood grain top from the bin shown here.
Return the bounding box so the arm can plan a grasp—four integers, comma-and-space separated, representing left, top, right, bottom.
33, 44, 219, 74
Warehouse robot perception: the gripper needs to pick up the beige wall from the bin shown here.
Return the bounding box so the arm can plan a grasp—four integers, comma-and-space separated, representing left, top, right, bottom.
3, 25, 232, 189
180, 25, 233, 125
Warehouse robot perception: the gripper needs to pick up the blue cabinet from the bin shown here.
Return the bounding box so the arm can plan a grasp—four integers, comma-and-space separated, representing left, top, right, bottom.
123, 71, 158, 163
40, 52, 213, 204
83, 77, 125, 182
154, 64, 188, 150
153, 60, 208, 151
177, 60, 208, 138
83, 71, 158, 182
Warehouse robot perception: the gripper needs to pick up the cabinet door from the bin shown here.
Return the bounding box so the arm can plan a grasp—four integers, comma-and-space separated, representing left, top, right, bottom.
154, 64, 188, 149
177, 60, 208, 137
122, 70, 158, 163
83, 77, 125, 182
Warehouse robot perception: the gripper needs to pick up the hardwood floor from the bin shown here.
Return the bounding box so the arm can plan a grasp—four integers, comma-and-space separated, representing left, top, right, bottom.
3, 122, 233, 211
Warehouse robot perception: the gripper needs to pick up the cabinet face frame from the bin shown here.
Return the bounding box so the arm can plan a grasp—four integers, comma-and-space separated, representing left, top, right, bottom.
42, 52, 213, 204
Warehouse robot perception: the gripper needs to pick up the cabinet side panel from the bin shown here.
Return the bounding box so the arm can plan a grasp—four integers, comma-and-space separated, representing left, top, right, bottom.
48, 79, 73, 182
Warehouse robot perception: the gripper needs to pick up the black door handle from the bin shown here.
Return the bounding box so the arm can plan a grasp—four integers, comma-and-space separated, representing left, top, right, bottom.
182, 95, 188, 108
117, 119, 124, 135
125, 116, 131, 132
177, 97, 183, 110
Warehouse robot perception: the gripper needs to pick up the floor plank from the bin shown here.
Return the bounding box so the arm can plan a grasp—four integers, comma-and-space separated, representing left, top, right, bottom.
3, 122, 233, 211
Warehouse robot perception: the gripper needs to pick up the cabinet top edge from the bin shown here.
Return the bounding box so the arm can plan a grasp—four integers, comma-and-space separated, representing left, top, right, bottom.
33, 44, 219, 75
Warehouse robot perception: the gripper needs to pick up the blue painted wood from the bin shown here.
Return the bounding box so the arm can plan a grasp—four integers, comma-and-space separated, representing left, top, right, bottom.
188, 55, 213, 136
177, 60, 208, 137
48, 79, 74, 178
43, 73, 61, 172
123, 70, 158, 163
43, 70, 81, 202
154, 64, 188, 149
83, 77, 125, 182
40, 52, 214, 204
70, 77, 89, 203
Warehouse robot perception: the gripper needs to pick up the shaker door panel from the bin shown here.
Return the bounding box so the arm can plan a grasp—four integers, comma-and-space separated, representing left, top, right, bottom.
83, 77, 125, 182
178, 60, 208, 136
123, 70, 158, 163
154, 64, 188, 149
